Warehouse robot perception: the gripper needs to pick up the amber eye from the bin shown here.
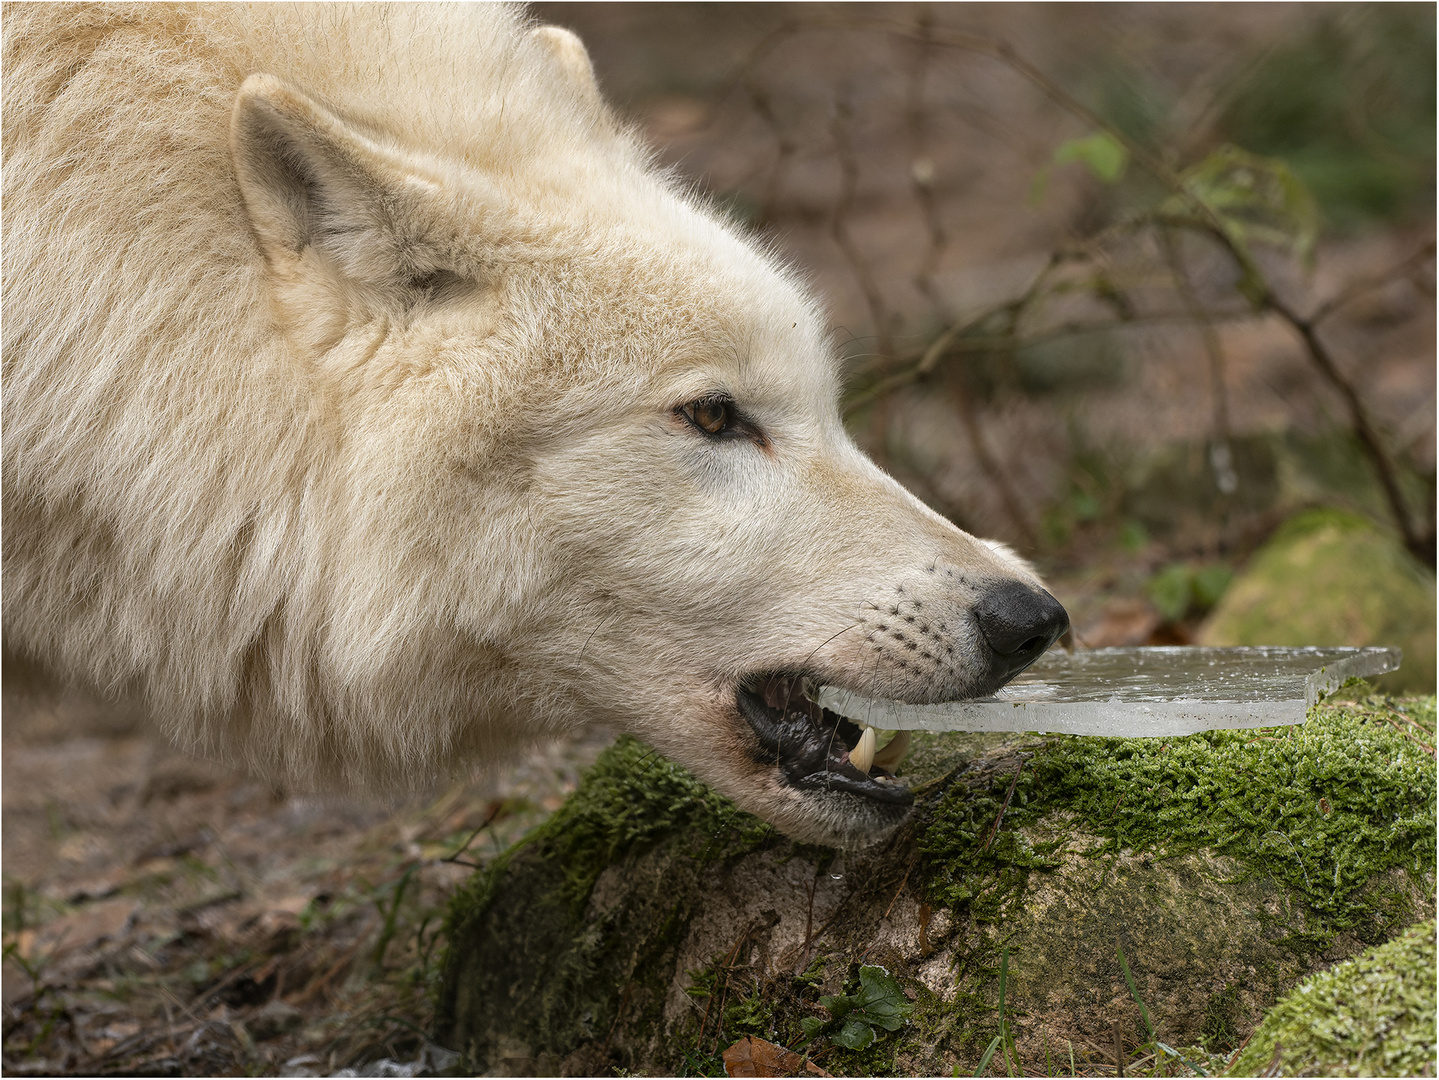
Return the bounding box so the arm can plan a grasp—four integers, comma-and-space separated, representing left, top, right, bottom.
683, 397, 733, 436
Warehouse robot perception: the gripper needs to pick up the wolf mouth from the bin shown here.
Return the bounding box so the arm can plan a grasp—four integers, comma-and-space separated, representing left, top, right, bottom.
736, 674, 914, 807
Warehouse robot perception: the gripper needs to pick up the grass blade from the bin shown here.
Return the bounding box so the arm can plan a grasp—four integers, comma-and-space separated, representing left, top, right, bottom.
1117, 943, 1156, 1041
974, 1034, 1003, 1076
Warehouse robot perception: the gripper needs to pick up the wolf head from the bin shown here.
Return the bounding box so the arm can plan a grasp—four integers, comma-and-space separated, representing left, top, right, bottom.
222, 17, 1067, 848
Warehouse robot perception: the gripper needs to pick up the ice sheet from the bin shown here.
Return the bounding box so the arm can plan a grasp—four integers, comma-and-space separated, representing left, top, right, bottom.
816, 646, 1401, 737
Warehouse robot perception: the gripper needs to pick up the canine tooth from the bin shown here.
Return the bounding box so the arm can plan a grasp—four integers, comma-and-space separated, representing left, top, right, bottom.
872, 730, 912, 773
851, 726, 877, 774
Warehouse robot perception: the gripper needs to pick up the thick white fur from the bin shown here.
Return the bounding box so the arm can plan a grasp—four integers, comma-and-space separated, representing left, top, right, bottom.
3, 4, 1050, 847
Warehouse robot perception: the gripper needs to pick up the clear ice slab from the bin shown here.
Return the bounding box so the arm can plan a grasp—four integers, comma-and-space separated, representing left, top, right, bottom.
817, 646, 1401, 738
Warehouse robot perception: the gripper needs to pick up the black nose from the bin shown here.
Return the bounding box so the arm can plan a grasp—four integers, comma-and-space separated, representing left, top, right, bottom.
975, 581, 1069, 676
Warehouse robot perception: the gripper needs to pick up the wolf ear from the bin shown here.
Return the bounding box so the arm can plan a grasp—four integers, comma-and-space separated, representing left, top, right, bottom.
530, 26, 604, 110
230, 74, 448, 289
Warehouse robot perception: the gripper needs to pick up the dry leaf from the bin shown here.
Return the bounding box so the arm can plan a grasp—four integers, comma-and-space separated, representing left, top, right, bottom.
722, 1035, 830, 1078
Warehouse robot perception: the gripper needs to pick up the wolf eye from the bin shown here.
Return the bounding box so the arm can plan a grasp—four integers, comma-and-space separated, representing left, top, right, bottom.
681, 397, 734, 437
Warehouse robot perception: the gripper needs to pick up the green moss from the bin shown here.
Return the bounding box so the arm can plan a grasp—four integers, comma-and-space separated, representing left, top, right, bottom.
437, 736, 774, 1072
918, 753, 1064, 920
440, 703, 1435, 1073
444, 736, 771, 937
1227, 920, 1437, 1077
1201, 982, 1243, 1054
917, 699, 1435, 946
1029, 698, 1436, 942
527, 734, 775, 908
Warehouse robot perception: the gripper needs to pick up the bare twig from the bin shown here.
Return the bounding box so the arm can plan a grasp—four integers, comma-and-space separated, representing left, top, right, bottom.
981, 759, 1026, 852
904, 7, 949, 315
828, 85, 894, 362
1265, 291, 1431, 561
1310, 240, 1436, 326
746, 79, 796, 226
715, 15, 1433, 558
955, 378, 1042, 549
440, 802, 503, 867
1159, 228, 1238, 496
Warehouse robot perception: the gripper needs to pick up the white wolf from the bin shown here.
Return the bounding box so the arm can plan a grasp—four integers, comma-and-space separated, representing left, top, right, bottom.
2, 4, 1066, 848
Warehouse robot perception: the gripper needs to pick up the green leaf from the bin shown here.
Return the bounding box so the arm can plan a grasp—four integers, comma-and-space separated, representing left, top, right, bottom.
833, 1018, 876, 1050
799, 1016, 828, 1038
852, 965, 913, 1030
974, 1034, 1004, 1076
1118, 944, 1156, 1041
1165, 145, 1321, 266
801, 965, 913, 1050
1147, 564, 1194, 622
1054, 132, 1130, 183
1032, 131, 1128, 202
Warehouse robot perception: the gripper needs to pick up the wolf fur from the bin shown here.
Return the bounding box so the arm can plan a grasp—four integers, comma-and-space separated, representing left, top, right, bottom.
2, 3, 1061, 847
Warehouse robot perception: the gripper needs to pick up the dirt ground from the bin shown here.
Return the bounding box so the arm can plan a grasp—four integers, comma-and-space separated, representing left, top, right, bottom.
2, 675, 612, 1076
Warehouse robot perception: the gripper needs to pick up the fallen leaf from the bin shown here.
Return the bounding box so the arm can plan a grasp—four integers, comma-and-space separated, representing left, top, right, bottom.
722, 1035, 831, 1077
23, 897, 137, 960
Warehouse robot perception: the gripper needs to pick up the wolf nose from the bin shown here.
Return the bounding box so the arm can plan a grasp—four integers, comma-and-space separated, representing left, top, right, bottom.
975, 581, 1069, 677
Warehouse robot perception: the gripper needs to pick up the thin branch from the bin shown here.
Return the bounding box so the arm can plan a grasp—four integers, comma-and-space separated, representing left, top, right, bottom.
828, 85, 894, 362
745, 79, 796, 226
981, 759, 1025, 852
1265, 292, 1431, 561
844, 304, 1261, 416
1309, 240, 1436, 326
953, 375, 1042, 549
717, 16, 1433, 557
439, 802, 502, 866
904, 7, 949, 316
1159, 228, 1238, 496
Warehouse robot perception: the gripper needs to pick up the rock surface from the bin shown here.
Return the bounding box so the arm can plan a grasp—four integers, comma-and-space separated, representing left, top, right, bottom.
437, 698, 1436, 1076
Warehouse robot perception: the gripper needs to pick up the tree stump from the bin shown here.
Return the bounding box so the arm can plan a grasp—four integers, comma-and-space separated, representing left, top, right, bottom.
437, 698, 1436, 1076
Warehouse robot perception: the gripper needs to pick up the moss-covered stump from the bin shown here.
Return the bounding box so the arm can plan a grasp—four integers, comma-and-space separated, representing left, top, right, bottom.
1227, 919, 1436, 1077
437, 698, 1436, 1076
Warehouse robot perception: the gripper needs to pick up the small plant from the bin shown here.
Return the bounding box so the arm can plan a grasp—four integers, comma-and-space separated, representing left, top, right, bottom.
1146, 562, 1232, 623
1118, 943, 1215, 1077
971, 947, 1017, 1076
799, 964, 913, 1050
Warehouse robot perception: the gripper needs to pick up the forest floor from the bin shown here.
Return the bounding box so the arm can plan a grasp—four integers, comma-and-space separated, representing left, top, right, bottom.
1, 682, 613, 1077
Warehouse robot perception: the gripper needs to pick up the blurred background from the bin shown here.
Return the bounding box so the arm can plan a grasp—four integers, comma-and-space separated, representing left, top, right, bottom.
4, 5, 1433, 1075
537, 0, 1436, 690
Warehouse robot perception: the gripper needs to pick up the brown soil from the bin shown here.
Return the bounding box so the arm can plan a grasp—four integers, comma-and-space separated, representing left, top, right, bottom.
2, 676, 610, 1077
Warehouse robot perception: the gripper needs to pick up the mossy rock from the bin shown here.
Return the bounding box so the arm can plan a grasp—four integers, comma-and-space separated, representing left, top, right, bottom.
437, 699, 1436, 1076
1226, 919, 1436, 1077
1200, 507, 1436, 693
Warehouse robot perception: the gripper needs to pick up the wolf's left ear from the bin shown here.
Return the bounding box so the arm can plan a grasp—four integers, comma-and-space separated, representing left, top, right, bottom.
530, 26, 604, 112
230, 73, 452, 289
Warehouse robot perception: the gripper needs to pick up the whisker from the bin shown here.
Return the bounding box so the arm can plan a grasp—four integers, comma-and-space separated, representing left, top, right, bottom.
801, 621, 860, 673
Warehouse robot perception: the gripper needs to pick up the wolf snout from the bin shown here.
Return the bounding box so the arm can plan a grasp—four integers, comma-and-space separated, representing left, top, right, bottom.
975, 581, 1069, 679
